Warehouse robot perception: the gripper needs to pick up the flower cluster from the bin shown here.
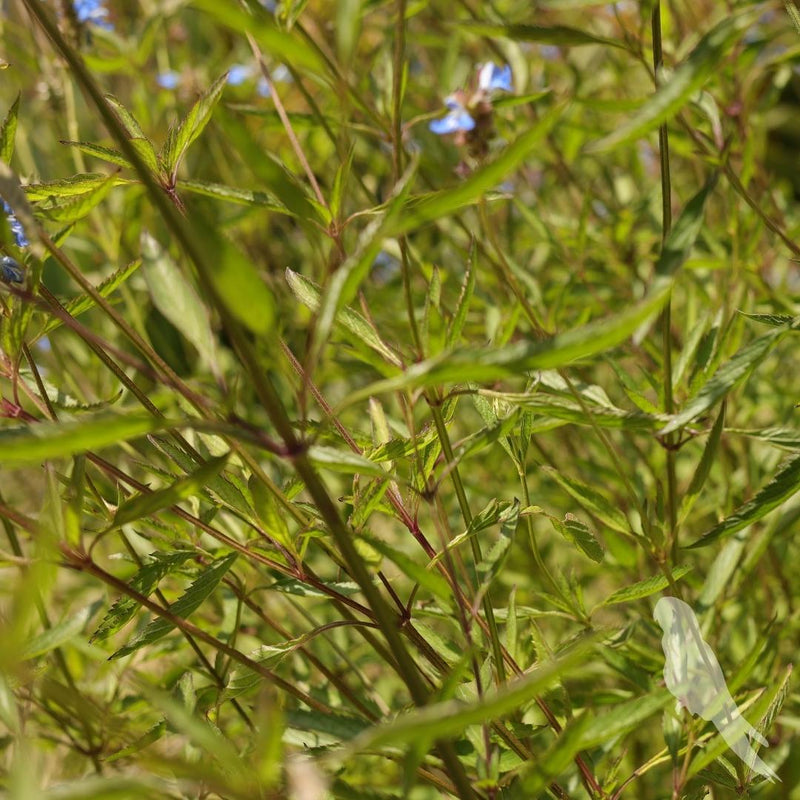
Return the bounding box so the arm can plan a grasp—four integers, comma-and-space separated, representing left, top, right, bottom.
1, 200, 27, 285
429, 62, 512, 158
73, 0, 113, 31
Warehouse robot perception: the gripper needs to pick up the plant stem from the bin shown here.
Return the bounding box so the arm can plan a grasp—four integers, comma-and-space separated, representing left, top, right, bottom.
652, 1, 679, 561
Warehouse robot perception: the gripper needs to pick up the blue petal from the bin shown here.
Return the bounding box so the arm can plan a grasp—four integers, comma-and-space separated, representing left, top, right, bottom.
228, 64, 252, 86
479, 62, 512, 92
429, 110, 475, 135
73, 0, 113, 29
1, 256, 24, 284
157, 71, 180, 90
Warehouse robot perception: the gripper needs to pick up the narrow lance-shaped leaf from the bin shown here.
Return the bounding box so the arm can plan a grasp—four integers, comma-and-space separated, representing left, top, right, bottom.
446, 243, 476, 347
0, 413, 164, 466
162, 72, 228, 177
679, 401, 725, 524
690, 453, 800, 548
189, 211, 276, 337
141, 232, 218, 372
357, 533, 452, 604
113, 454, 230, 528
177, 179, 287, 212
309, 158, 417, 372
576, 691, 674, 749
384, 104, 562, 237
110, 552, 238, 659
599, 565, 692, 607
659, 326, 789, 435
458, 21, 626, 49
189, 0, 326, 73
91, 551, 197, 642
0, 94, 20, 164
25, 173, 129, 201
42, 258, 142, 335
339, 636, 595, 755
543, 465, 630, 535
20, 604, 94, 660
286, 268, 402, 367
587, 8, 759, 153
36, 172, 119, 224
60, 140, 133, 169
341, 279, 673, 405
655, 177, 717, 278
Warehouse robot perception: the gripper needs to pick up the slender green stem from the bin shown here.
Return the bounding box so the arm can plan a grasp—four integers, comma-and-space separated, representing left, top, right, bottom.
428, 401, 507, 685
652, 2, 679, 561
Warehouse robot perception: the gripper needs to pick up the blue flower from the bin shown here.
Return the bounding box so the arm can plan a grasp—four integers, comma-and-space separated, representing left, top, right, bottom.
227, 64, 253, 86
156, 70, 180, 90
3, 199, 28, 248
429, 95, 475, 135
1, 256, 24, 285
256, 65, 292, 98
478, 62, 512, 93
73, 0, 113, 30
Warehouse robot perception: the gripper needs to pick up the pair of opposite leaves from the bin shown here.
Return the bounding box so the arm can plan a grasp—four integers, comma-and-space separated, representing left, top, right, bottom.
653, 597, 779, 783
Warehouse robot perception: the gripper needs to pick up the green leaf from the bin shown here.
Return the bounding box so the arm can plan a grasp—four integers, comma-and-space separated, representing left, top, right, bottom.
475, 498, 519, 587
110, 552, 237, 659
91, 551, 197, 642
446, 245, 476, 347
0, 94, 20, 164
218, 112, 324, 223
20, 604, 93, 659
458, 22, 626, 49
113, 454, 229, 528
343, 280, 673, 403
129, 138, 162, 177
248, 474, 294, 553
286, 269, 402, 367
576, 690, 673, 749
549, 514, 604, 563
177, 179, 287, 212
162, 72, 228, 175
0, 414, 164, 465
35, 172, 118, 223
738, 312, 796, 328
690, 453, 800, 548
659, 326, 789, 435
729, 427, 800, 450
679, 402, 725, 523
654, 177, 717, 279
587, 10, 759, 153
105, 94, 149, 140
385, 105, 562, 237
306, 445, 388, 478
357, 533, 452, 603
600, 565, 692, 606
141, 233, 218, 371
42, 259, 142, 335
310, 160, 416, 371
486, 391, 664, 430
189, 0, 326, 73
60, 140, 133, 169
339, 636, 595, 754
190, 213, 276, 337
493, 90, 553, 110
25, 173, 129, 202
543, 465, 630, 535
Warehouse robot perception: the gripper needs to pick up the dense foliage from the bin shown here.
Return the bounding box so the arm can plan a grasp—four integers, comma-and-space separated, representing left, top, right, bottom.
0, 0, 798, 797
